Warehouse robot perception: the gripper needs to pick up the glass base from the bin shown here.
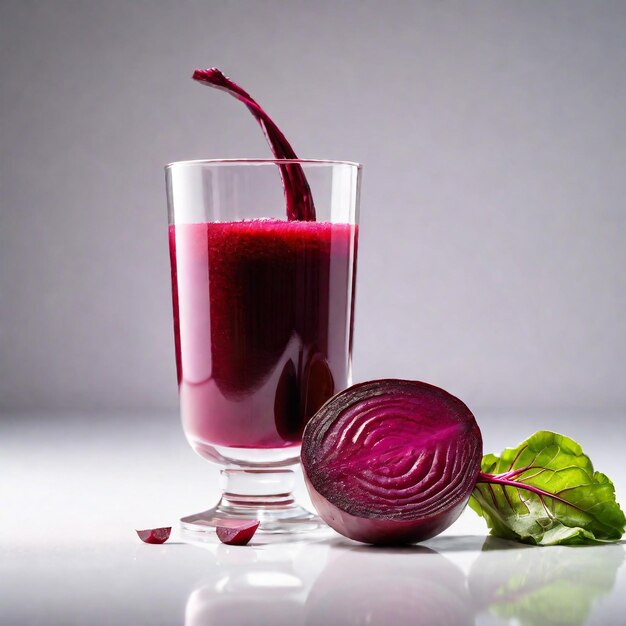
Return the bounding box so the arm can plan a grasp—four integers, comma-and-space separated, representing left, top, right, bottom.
181, 468, 325, 535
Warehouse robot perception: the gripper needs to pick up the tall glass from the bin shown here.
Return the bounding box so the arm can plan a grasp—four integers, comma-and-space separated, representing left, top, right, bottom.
165, 159, 361, 534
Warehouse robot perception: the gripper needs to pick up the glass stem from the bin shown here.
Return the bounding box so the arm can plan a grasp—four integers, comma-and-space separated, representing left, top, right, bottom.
219, 469, 297, 510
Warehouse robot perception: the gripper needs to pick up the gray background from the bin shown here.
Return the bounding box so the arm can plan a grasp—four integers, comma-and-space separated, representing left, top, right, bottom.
1, 0, 625, 413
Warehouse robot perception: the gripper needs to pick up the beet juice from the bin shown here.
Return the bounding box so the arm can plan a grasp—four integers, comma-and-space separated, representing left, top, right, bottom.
169, 219, 357, 457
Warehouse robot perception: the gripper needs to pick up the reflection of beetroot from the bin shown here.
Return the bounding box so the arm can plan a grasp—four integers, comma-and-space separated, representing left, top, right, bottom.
302, 380, 482, 545
274, 360, 300, 439
302, 353, 334, 420
306, 547, 472, 626
135, 527, 171, 544
216, 520, 260, 546
275, 354, 335, 440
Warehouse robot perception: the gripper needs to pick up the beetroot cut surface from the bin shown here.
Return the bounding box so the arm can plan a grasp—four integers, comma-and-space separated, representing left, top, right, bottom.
192, 68, 315, 221
216, 520, 260, 546
135, 527, 172, 544
301, 379, 483, 545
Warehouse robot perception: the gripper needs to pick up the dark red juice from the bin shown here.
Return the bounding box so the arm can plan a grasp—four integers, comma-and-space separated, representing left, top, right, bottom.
169, 219, 357, 453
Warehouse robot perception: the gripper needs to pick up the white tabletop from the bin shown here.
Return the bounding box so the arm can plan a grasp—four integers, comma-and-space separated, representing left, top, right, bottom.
3, 410, 625, 625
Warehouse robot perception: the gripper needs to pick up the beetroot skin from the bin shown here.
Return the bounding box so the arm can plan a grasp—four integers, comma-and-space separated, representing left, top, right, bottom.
301, 379, 483, 545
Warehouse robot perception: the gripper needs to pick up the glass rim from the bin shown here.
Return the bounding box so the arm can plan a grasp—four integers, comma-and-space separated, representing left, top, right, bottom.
165, 158, 362, 171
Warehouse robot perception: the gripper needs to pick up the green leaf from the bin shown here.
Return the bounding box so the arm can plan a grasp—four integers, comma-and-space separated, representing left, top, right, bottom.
470, 431, 626, 545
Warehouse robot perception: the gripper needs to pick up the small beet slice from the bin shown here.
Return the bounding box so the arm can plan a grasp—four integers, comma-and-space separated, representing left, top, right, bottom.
216, 520, 260, 546
301, 379, 482, 545
135, 527, 172, 544
192, 67, 316, 222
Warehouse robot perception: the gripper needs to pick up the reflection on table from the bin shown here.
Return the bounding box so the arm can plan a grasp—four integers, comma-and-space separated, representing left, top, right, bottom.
184, 535, 625, 626
469, 538, 625, 626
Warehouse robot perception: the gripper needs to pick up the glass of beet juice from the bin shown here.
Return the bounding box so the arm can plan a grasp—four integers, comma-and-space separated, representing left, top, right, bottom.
166, 159, 360, 534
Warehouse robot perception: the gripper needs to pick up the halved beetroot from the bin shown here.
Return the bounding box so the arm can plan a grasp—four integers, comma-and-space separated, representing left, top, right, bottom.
301, 379, 482, 545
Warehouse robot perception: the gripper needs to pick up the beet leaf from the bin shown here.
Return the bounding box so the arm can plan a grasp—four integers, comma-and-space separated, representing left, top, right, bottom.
471, 431, 626, 545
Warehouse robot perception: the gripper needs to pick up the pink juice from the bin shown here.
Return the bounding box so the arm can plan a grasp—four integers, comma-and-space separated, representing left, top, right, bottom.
169, 219, 357, 454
